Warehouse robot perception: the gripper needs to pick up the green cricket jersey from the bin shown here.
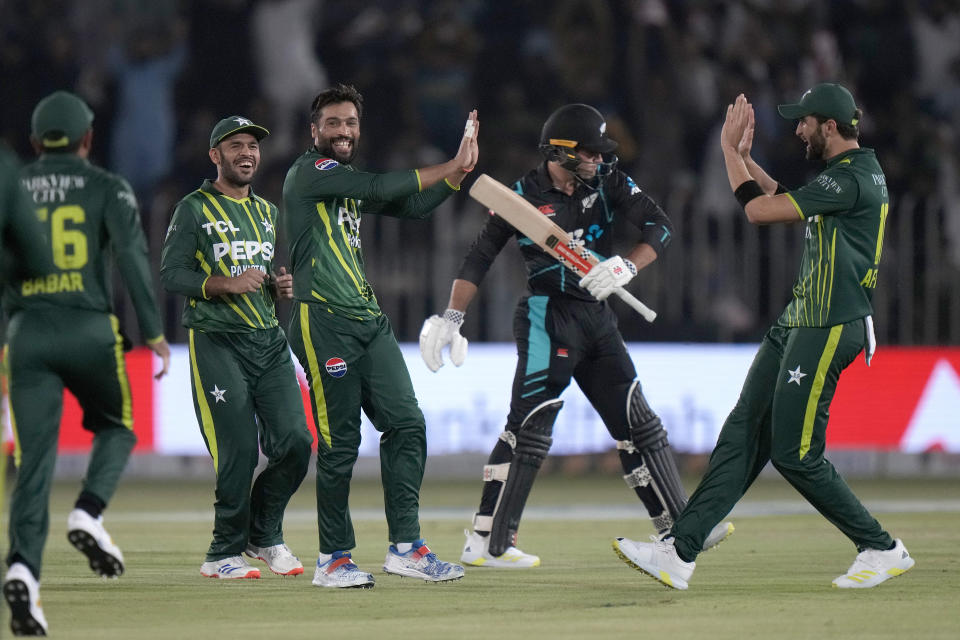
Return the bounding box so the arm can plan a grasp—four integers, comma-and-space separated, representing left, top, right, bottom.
161, 180, 280, 333
0, 144, 50, 286
4, 153, 162, 341
282, 148, 458, 319
779, 148, 889, 327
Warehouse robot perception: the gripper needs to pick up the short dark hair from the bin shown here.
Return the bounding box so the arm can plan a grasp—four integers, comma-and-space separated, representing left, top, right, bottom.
310, 83, 364, 124
816, 108, 861, 140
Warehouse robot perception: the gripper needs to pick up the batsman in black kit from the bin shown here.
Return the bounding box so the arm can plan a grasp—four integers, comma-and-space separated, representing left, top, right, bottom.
420, 104, 733, 567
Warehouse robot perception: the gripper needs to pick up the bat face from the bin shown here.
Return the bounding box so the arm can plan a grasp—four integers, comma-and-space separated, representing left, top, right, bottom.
469, 173, 657, 322
469, 174, 597, 275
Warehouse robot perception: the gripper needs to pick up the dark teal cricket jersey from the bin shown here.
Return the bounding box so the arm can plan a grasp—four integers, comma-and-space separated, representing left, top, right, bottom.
780, 148, 889, 327
282, 148, 458, 319
4, 153, 162, 341
160, 180, 280, 333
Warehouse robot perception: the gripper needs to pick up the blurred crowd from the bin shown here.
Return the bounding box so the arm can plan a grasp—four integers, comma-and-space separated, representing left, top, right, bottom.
1, 0, 958, 344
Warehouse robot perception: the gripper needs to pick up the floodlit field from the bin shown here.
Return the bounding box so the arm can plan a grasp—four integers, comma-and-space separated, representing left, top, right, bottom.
2, 474, 958, 639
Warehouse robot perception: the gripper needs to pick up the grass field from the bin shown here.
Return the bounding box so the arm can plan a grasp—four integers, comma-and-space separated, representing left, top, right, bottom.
2, 473, 958, 639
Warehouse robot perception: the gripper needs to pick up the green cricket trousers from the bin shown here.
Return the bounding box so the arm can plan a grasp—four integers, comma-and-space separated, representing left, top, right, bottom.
5, 308, 135, 577
671, 320, 894, 562
288, 302, 427, 553
189, 326, 312, 561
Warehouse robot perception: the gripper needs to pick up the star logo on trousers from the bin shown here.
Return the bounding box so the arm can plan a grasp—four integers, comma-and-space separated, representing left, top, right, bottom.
210, 385, 227, 403
786, 366, 807, 385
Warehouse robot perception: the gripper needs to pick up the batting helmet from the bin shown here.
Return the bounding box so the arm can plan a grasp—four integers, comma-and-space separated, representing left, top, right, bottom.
538, 103, 618, 176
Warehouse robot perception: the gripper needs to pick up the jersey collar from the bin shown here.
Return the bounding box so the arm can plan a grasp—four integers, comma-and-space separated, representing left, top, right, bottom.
200, 178, 257, 203
824, 147, 869, 168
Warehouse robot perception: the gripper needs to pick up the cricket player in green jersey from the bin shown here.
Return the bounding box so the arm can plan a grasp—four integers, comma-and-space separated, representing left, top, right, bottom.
0, 143, 52, 633
0, 143, 50, 288
3, 91, 171, 636
161, 116, 313, 581
614, 83, 915, 590
283, 83, 478, 588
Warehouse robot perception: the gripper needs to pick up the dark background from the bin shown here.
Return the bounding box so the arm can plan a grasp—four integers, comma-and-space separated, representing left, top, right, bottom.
2, 0, 958, 345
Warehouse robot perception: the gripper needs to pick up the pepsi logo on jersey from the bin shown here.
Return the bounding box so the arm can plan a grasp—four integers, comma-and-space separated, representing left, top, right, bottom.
325, 357, 348, 378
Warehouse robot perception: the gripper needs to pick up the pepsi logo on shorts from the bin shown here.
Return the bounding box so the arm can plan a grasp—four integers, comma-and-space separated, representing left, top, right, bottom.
314, 158, 339, 171
325, 357, 347, 378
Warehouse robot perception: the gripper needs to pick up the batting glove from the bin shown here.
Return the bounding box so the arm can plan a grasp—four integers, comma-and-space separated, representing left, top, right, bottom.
419, 309, 468, 372
579, 256, 637, 301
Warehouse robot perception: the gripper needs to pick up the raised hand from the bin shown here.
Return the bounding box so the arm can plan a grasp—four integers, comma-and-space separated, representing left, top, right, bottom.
454, 110, 479, 173
738, 102, 755, 157
721, 94, 751, 154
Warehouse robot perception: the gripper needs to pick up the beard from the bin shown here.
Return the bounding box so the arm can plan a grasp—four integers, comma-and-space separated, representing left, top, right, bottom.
805, 128, 827, 161
317, 136, 358, 164
220, 160, 256, 188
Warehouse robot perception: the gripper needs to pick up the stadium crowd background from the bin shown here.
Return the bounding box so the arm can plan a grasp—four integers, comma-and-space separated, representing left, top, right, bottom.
2, 0, 958, 347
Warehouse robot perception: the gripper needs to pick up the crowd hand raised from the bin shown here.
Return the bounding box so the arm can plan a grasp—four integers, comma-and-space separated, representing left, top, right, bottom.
419, 309, 468, 372
579, 256, 637, 301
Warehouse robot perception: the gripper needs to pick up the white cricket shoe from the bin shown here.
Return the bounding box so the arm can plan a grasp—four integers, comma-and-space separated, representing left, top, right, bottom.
383, 540, 464, 582
460, 529, 540, 568
702, 521, 735, 552
245, 543, 303, 576
3, 562, 48, 636
612, 536, 695, 590
312, 551, 375, 588
66, 508, 125, 578
200, 555, 261, 579
832, 539, 914, 588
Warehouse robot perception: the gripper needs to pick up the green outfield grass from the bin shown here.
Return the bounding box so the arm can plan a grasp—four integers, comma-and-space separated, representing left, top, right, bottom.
2, 474, 958, 639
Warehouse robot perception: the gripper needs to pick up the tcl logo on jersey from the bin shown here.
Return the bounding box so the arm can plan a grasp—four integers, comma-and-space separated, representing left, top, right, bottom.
537, 204, 556, 216
212, 240, 274, 261
315, 158, 339, 171
202, 220, 240, 235
325, 357, 348, 378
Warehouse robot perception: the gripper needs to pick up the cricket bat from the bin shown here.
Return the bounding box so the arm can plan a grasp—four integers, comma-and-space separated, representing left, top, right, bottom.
469, 174, 657, 322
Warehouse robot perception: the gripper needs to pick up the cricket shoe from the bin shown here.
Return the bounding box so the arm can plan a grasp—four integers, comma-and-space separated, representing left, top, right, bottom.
612, 536, 695, 590
66, 508, 125, 578
832, 539, 914, 589
3, 562, 48, 636
312, 551, 375, 588
702, 521, 735, 552
383, 540, 465, 582
245, 543, 303, 576
460, 529, 540, 568
200, 555, 261, 579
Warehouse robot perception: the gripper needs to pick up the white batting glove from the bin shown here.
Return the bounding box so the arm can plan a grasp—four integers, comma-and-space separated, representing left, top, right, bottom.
579, 256, 637, 301
419, 309, 469, 372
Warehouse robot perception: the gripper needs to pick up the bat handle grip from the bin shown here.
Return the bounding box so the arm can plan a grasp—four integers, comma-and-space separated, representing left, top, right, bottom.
615, 288, 657, 323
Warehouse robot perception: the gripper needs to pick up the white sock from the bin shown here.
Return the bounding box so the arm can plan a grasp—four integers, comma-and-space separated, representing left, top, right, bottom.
396, 542, 413, 553
317, 552, 333, 564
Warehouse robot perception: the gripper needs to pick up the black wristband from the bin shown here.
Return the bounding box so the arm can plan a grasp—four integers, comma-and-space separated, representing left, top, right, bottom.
734, 180, 765, 208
